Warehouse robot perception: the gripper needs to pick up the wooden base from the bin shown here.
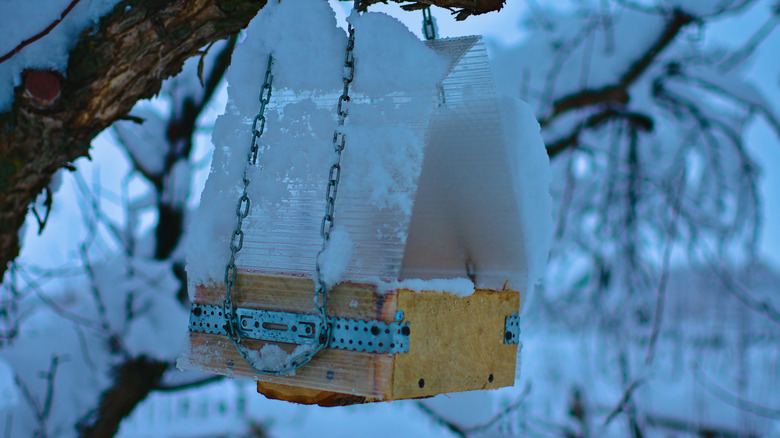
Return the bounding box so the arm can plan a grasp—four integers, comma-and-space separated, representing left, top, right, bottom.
177, 273, 520, 406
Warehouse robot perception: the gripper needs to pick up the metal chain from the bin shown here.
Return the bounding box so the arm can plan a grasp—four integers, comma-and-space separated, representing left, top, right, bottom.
220, 1, 360, 377
222, 54, 274, 325
313, 23, 357, 327
422, 6, 436, 41
220, 55, 312, 376
421, 8, 445, 107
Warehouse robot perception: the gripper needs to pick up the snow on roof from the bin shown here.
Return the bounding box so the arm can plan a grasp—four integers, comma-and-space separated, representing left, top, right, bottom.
186, 0, 551, 299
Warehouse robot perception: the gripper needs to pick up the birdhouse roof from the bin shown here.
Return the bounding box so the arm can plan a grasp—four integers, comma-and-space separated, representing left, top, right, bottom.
187, 9, 551, 299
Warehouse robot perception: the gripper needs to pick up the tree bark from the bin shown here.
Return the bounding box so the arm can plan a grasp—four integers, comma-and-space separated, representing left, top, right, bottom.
0, 0, 499, 280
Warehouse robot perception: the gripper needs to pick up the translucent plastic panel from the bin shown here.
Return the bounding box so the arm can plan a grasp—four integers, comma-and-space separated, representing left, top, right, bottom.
401, 37, 530, 291
237, 92, 431, 283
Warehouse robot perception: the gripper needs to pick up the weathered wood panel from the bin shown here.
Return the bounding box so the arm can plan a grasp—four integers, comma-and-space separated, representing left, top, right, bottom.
392, 289, 519, 400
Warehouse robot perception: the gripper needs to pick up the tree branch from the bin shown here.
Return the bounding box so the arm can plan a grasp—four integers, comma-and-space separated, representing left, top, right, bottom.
541, 9, 695, 128
153, 375, 224, 392
370, 0, 505, 20
546, 108, 653, 158
415, 401, 468, 438
77, 356, 169, 438
415, 384, 531, 438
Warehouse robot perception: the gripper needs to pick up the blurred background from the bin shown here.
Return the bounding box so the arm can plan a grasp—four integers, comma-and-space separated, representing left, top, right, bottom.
1, 0, 779, 436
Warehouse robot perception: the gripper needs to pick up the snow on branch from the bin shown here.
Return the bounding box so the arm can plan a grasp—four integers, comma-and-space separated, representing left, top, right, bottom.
0, 0, 83, 65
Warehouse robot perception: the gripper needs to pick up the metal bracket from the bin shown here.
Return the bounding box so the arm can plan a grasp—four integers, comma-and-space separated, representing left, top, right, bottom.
189, 304, 409, 354
236, 307, 323, 345
504, 312, 521, 344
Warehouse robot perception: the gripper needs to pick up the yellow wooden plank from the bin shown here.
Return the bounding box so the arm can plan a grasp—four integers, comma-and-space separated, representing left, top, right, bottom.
391, 289, 520, 400
192, 274, 397, 321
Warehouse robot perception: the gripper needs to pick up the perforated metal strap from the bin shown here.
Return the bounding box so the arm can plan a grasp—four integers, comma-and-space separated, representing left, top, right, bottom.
328, 317, 410, 354
504, 312, 521, 344
190, 304, 410, 354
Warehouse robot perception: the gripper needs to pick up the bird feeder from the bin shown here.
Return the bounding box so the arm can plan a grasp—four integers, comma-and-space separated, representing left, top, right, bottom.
178, 3, 549, 407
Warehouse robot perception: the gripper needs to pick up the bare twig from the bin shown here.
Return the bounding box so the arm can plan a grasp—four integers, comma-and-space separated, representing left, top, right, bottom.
465, 383, 532, 434
675, 72, 780, 138
14, 355, 68, 438
416, 384, 532, 437
611, 0, 667, 15
700, 0, 760, 19
693, 363, 780, 420
645, 170, 685, 365
0, 0, 83, 64
41, 356, 67, 420
153, 375, 224, 392
718, 14, 779, 71
15, 377, 45, 437
524, 0, 554, 30
604, 378, 647, 426
73, 324, 98, 373
701, 244, 780, 325
14, 266, 103, 331
79, 245, 112, 335
415, 402, 467, 438
31, 188, 53, 236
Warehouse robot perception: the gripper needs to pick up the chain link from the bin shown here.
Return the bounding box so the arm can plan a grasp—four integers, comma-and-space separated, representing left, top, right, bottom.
422, 6, 436, 41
